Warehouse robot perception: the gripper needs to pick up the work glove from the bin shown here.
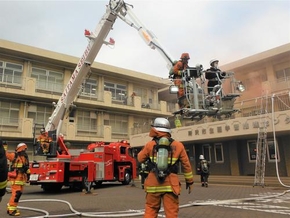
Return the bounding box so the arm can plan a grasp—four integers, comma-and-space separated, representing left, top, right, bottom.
186, 182, 193, 194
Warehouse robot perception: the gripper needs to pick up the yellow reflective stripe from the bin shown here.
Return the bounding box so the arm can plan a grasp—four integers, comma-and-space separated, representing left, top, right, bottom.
0, 180, 7, 189
11, 181, 25, 185
15, 163, 23, 167
184, 172, 193, 179
146, 186, 173, 193
7, 205, 17, 210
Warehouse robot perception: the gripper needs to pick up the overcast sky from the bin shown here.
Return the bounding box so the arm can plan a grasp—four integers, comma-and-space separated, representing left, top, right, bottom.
1, 0, 289, 79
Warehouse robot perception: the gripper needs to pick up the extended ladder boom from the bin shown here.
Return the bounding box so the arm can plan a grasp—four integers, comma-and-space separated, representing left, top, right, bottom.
46, 0, 175, 136
45, 0, 125, 134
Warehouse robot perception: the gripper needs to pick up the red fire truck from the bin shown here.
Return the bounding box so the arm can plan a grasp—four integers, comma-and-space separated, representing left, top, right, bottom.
30, 139, 136, 192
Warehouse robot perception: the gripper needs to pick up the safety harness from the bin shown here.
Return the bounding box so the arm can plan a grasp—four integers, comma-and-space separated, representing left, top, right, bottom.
147, 137, 179, 183
9, 152, 29, 178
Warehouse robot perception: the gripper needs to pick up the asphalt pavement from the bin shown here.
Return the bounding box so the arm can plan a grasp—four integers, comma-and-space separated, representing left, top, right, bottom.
0, 177, 290, 218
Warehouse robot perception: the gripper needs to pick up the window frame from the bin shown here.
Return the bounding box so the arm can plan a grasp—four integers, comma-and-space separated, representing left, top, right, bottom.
27, 104, 52, 126
31, 67, 64, 92
104, 81, 127, 102
76, 110, 97, 132
267, 139, 280, 162
214, 143, 224, 163
247, 140, 257, 163
0, 60, 23, 85
81, 78, 97, 97
201, 144, 211, 163
0, 100, 20, 125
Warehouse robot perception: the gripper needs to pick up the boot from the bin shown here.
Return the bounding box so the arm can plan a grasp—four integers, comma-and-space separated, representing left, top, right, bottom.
8, 210, 20, 216
205, 182, 208, 187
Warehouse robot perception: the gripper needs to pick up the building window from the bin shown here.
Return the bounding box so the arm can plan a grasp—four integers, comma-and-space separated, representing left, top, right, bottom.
0, 100, 20, 125
275, 67, 290, 81
132, 117, 151, 134
28, 105, 52, 126
202, 144, 211, 163
247, 140, 257, 162
81, 78, 97, 96
104, 82, 127, 102
0, 60, 23, 85
134, 87, 149, 106
77, 110, 97, 132
31, 67, 63, 92
214, 143, 224, 163
267, 140, 280, 162
106, 114, 128, 135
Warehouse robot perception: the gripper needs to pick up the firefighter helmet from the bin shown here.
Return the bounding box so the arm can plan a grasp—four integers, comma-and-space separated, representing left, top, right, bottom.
210, 59, 219, 66
40, 128, 45, 134
152, 118, 171, 134
199, 154, 204, 160
180, 53, 190, 60
16, 143, 27, 153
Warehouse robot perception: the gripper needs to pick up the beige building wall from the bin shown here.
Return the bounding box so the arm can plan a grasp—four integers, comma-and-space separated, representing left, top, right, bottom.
0, 39, 173, 153
0, 39, 289, 176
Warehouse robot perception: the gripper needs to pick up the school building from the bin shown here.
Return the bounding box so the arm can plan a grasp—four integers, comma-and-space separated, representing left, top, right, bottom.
0, 39, 289, 176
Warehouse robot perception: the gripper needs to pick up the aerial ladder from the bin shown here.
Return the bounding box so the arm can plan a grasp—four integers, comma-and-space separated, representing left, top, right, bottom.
253, 94, 269, 187
44, 0, 174, 151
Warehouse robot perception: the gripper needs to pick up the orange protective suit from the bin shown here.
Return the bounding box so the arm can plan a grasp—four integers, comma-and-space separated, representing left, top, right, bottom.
172, 53, 190, 108
138, 128, 194, 218
37, 132, 52, 154
6, 145, 30, 216
173, 60, 188, 98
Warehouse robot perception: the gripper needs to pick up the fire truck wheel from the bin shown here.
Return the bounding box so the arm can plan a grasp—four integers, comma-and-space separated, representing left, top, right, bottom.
122, 170, 132, 185
42, 183, 63, 192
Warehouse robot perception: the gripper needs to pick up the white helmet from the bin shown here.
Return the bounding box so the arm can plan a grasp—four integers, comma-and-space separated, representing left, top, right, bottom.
210, 59, 219, 67
151, 118, 171, 134
199, 155, 204, 160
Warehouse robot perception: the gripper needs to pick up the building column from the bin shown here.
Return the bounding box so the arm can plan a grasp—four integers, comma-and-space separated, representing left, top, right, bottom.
229, 141, 240, 176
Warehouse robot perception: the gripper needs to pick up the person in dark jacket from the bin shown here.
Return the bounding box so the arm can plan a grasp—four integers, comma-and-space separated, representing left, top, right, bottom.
138, 160, 149, 189
0, 139, 8, 202
205, 59, 226, 94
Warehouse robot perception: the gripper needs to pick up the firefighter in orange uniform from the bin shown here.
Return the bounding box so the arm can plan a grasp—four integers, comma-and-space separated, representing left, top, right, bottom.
37, 128, 52, 154
172, 53, 190, 108
138, 117, 194, 218
0, 139, 8, 203
6, 143, 30, 216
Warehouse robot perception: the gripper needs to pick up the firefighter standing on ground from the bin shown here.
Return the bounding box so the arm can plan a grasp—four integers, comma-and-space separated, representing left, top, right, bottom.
37, 128, 52, 154
205, 59, 226, 94
171, 53, 190, 108
138, 117, 194, 218
0, 139, 8, 203
6, 142, 30, 216
138, 160, 149, 189
197, 155, 210, 187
